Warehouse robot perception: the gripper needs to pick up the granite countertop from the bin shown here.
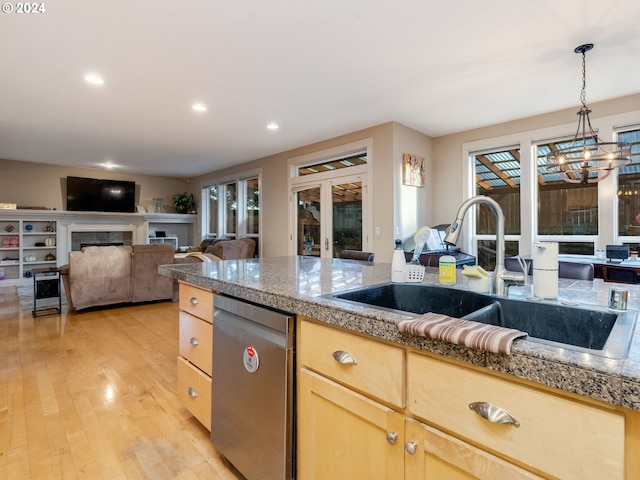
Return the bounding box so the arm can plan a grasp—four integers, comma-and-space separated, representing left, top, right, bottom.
160, 256, 640, 412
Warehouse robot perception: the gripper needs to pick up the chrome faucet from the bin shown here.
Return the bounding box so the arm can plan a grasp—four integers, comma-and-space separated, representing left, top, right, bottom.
443, 195, 524, 296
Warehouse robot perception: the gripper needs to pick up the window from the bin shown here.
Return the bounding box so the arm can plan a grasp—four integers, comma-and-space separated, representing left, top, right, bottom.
205, 175, 260, 247
617, 128, 640, 240
473, 148, 521, 269
535, 141, 597, 255
463, 110, 640, 264
225, 182, 237, 236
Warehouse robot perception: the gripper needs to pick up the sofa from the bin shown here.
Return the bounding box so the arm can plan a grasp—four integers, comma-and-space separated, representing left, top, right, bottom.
187, 237, 256, 259
171, 238, 256, 301
61, 244, 175, 311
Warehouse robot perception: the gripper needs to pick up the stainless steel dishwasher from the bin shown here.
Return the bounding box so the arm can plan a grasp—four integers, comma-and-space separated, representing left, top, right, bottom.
211, 294, 295, 480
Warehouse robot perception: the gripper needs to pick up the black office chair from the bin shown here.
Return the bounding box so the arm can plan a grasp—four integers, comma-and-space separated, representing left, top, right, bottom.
504, 257, 532, 275
504, 257, 594, 281
339, 250, 375, 263
558, 261, 594, 280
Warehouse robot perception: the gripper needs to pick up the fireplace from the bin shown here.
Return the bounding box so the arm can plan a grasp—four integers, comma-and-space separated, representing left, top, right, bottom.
71, 231, 133, 251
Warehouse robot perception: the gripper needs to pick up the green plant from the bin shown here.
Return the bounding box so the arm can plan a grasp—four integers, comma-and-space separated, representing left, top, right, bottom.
172, 192, 196, 214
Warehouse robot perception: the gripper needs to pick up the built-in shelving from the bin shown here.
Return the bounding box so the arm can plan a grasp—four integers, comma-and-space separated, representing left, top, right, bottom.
0, 217, 58, 284
0, 210, 197, 285
149, 236, 179, 250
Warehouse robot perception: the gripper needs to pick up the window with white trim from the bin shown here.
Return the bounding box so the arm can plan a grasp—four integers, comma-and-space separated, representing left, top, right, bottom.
463, 112, 640, 263
205, 175, 260, 246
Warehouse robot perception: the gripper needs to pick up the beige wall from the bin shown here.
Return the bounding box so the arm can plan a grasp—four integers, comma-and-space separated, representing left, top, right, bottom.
392, 123, 433, 244
193, 122, 431, 262
431, 92, 640, 227
0, 159, 189, 212
6, 92, 637, 263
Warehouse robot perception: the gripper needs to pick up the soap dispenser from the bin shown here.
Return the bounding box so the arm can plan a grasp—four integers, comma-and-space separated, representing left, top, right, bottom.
391, 240, 406, 282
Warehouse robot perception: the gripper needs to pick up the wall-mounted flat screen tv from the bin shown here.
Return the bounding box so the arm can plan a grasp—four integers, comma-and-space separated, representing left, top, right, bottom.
66, 176, 136, 213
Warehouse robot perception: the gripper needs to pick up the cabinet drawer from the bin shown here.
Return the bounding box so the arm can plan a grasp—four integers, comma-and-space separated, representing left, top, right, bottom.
179, 312, 213, 376
177, 356, 212, 430
407, 353, 624, 480
179, 282, 213, 322
298, 319, 404, 408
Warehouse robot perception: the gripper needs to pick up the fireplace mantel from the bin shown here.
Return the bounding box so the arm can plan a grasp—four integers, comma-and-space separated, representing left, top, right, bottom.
2, 209, 197, 263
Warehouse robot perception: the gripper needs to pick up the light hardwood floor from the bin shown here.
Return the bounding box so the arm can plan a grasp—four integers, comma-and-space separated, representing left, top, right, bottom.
0, 287, 245, 480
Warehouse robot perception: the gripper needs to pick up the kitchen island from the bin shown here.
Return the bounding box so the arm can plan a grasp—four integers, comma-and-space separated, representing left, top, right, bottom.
160, 256, 640, 479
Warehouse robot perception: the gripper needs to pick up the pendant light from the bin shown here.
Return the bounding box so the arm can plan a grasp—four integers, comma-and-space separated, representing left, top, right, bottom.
545, 44, 631, 184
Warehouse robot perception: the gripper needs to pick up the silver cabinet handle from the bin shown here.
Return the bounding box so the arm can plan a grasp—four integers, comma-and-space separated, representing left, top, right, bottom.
386, 432, 398, 445
188, 387, 198, 397
189, 337, 199, 345
189, 297, 199, 305
469, 401, 520, 427
332, 350, 357, 365
405, 442, 417, 455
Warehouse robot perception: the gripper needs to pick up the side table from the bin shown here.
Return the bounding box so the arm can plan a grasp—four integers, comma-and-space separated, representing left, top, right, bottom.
32, 267, 62, 317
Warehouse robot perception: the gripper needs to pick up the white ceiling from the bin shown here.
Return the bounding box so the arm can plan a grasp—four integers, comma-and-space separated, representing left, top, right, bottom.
2, 0, 640, 178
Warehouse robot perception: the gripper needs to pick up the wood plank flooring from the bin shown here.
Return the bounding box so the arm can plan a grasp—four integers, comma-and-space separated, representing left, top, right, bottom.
0, 287, 245, 479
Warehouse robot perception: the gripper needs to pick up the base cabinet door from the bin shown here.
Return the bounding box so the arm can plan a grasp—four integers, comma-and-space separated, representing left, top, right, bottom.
404, 418, 543, 480
297, 368, 404, 480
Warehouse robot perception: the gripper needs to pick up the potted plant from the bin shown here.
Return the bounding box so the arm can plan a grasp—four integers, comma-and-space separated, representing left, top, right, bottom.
172, 192, 196, 214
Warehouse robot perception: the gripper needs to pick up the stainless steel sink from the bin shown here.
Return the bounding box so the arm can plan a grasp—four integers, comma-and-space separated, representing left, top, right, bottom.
326, 283, 637, 358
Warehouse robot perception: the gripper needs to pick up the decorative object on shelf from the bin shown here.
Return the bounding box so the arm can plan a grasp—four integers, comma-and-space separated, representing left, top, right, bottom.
153, 198, 164, 213
35, 242, 46, 247
2, 236, 19, 247
544, 43, 631, 184
4, 225, 14, 232
25, 224, 33, 231
44, 221, 55, 232
172, 192, 196, 214
23, 270, 32, 278
45, 237, 56, 247
44, 252, 56, 261
25, 254, 37, 262
0, 203, 17, 210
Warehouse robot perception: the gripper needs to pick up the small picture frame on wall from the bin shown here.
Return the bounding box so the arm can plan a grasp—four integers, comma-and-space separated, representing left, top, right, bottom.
402, 153, 425, 187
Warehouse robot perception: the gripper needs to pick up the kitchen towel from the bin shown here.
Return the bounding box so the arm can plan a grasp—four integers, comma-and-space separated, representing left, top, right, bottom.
397, 312, 527, 355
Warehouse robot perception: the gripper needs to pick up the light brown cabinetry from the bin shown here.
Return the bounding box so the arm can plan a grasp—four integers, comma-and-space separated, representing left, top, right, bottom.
408, 353, 624, 479
297, 317, 629, 479
177, 282, 214, 429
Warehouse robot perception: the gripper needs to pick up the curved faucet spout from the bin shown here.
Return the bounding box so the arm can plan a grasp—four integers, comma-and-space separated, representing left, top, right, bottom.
444, 196, 521, 296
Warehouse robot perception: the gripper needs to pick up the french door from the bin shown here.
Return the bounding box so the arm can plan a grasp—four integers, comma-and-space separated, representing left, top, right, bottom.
293, 173, 367, 259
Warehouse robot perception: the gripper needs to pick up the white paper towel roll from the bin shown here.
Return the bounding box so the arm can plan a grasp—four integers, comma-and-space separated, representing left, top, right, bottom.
533, 269, 558, 299
533, 241, 558, 299
533, 242, 559, 270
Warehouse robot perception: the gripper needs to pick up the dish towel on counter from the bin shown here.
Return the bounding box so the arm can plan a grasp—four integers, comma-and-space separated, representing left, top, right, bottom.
397, 312, 527, 355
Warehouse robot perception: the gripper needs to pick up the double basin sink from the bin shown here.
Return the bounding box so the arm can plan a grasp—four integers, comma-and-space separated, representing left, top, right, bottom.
326, 283, 637, 358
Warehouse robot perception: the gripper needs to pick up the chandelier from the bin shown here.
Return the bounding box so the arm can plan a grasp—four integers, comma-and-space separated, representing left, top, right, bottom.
545, 43, 631, 184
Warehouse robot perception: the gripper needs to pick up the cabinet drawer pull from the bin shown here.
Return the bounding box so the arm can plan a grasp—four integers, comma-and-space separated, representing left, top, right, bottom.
386, 432, 398, 445
188, 387, 198, 397
405, 441, 417, 455
189, 297, 199, 305
469, 401, 520, 427
332, 350, 357, 365
189, 337, 199, 345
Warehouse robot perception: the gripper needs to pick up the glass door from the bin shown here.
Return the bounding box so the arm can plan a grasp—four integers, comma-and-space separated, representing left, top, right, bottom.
294, 175, 365, 258
331, 179, 363, 258
296, 186, 321, 257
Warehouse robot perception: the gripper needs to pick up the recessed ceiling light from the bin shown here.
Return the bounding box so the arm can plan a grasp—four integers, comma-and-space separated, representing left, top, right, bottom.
192, 103, 207, 112
266, 123, 279, 130
84, 74, 104, 85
